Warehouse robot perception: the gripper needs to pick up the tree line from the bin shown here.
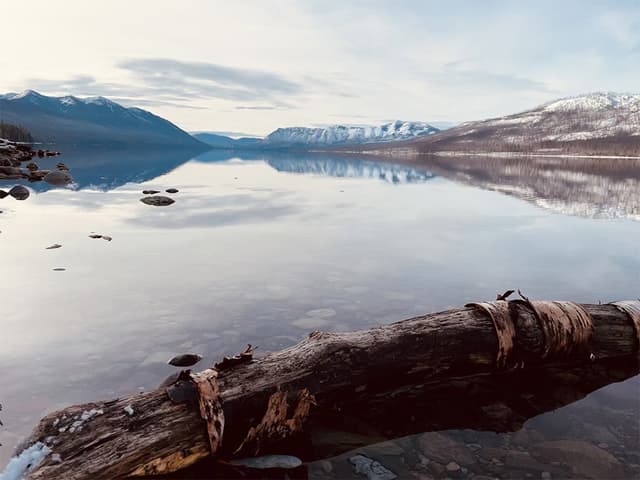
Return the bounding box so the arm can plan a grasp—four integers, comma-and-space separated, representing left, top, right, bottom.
0, 122, 33, 142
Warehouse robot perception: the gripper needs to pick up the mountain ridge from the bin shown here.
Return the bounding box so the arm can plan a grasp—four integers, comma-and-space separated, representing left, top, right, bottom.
0, 90, 206, 148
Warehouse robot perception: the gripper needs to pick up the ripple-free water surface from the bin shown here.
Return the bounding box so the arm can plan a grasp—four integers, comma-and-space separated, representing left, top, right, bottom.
0, 150, 638, 477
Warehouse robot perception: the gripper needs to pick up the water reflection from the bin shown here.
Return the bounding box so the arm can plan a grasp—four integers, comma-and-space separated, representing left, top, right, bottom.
407, 155, 640, 220
1, 149, 639, 474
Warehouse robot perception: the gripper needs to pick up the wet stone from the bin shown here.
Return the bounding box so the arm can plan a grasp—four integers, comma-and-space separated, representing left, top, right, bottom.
8, 185, 29, 200
140, 195, 175, 206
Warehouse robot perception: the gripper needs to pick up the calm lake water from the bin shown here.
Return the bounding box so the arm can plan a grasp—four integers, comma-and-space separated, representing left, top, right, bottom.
1, 149, 639, 478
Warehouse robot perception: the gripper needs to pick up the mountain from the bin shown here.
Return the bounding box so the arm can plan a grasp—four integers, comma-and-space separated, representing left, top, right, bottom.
0, 90, 206, 147
263, 120, 439, 147
392, 93, 640, 157
192, 132, 261, 149
194, 121, 439, 150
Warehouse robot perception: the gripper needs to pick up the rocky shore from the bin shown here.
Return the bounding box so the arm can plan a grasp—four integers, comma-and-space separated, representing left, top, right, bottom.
0, 138, 71, 192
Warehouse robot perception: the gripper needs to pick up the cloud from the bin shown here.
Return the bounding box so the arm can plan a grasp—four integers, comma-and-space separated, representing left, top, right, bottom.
235, 105, 278, 110
421, 62, 553, 93
118, 58, 303, 103
22, 59, 308, 111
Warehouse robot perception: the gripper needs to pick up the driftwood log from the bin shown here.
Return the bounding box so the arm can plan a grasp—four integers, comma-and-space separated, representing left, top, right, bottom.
16, 298, 640, 479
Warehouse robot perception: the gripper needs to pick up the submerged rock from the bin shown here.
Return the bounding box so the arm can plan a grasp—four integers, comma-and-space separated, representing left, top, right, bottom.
44, 170, 73, 186
8, 185, 30, 200
230, 454, 302, 469
141, 195, 175, 206
349, 454, 397, 480
531, 440, 625, 479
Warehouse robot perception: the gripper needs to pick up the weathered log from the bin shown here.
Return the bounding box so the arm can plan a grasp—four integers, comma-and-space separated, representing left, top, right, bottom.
14, 299, 640, 480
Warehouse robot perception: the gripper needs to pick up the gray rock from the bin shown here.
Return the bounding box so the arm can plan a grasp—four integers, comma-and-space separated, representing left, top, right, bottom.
8, 185, 30, 200
0, 189, 7, 199
44, 170, 73, 186
142, 190, 160, 195
349, 454, 397, 480
140, 195, 175, 206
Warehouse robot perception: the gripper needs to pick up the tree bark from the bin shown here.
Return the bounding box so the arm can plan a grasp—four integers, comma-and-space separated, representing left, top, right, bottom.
17, 300, 640, 480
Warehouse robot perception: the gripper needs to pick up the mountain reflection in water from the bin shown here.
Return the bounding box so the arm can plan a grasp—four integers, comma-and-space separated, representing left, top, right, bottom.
26, 148, 640, 221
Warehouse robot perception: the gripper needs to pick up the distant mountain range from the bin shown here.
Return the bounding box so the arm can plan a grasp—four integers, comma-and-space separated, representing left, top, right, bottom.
194, 121, 439, 150
3, 90, 639, 156
365, 93, 640, 157
0, 90, 205, 147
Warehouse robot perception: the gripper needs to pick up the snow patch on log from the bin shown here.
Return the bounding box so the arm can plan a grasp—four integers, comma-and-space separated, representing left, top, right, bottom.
0, 442, 51, 480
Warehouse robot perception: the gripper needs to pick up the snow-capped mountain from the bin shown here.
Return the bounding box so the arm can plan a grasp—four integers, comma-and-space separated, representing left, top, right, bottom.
372, 92, 640, 157
0, 90, 205, 147
263, 120, 439, 147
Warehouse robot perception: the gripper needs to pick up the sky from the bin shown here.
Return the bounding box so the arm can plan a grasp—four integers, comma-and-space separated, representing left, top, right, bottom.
1, 0, 639, 136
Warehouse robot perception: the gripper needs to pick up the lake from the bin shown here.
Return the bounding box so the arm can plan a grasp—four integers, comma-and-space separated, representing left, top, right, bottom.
1, 149, 639, 478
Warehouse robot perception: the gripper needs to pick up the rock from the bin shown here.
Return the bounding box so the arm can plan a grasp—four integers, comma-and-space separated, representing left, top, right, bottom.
466, 443, 482, 452
26, 162, 39, 171
46, 244, 62, 250
365, 440, 405, 456
230, 454, 302, 469
503, 450, 553, 473
445, 461, 463, 477
541, 472, 551, 479
44, 170, 73, 186
142, 190, 160, 195
56, 162, 69, 171
511, 429, 546, 447
349, 454, 397, 480
0, 189, 8, 199
418, 432, 476, 467
532, 440, 625, 479
427, 461, 445, 476
165, 188, 179, 193
140, 195, 175, 206
319, 460, 333, 473
8, 185, 30, 200
52, 268, 66, 271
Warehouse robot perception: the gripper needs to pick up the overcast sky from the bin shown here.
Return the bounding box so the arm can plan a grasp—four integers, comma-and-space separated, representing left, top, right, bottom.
2, 0, 639, 135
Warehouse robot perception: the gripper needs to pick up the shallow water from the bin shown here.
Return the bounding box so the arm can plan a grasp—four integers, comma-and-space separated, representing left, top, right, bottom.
0, 149, 638, 477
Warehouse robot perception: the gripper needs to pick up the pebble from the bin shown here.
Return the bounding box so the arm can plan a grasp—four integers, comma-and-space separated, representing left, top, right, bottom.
165, 188, 179, 193
46, 244, 62, 250
8, 185, 29, 200
140, 195, 175, 206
